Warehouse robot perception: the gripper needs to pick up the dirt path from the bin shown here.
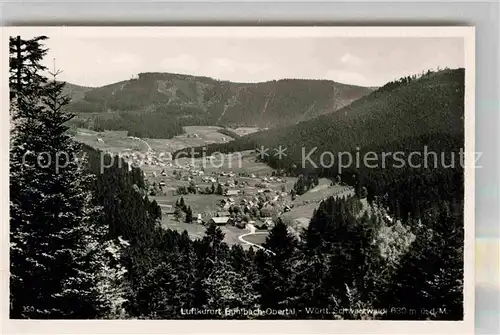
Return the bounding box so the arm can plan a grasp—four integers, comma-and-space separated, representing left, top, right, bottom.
129, 136, 152, 152
309, 183, 330, 193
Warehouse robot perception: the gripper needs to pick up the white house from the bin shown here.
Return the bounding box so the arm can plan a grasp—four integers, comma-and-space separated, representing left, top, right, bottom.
225, 189, 240, 196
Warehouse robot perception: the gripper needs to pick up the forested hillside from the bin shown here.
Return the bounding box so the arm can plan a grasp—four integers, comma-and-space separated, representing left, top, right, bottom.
189, 69, 464, 205
65, 72, 373, 137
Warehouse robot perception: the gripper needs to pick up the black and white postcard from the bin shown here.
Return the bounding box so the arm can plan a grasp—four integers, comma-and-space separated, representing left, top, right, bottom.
2, 26, 475, 334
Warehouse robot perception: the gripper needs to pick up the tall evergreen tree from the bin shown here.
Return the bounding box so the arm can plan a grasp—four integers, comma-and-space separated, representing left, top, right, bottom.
255, 220, 299, 318
10, 36, 111, 318
216, 183, 224, 195
185, 206, 193, 223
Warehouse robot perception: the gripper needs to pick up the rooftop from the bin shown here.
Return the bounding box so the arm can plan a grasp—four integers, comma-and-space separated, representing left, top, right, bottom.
210, 217, 230, 224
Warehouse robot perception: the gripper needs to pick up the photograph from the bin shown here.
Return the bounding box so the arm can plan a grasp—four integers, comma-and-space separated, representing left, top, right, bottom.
5, 27, 474, 325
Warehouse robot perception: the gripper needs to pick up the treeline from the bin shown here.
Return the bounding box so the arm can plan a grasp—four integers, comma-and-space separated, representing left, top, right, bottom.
92, 112, 187, 138
293, 174, 320, 195
9, 35, 163, 319
264, 132, 464, 222
90, 104, 215, 138
376, 68, 447, 94
217, 127, 241, 139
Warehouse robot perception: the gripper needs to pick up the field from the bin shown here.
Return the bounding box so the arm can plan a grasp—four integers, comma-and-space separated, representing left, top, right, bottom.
74, 125, 234, 155
145, 126, 235, 153
152, 194, 224, 214
196, 150, 275, 175
232, 127, 262, 137
294, 178, 353, 204
160, 216, 250, 246
74, 129, 149, 153
280, 202, 320, 225
160, 216, 207, 240
220, 225, 248, 245
279, 181, 354, 230
241, 232, 269, 245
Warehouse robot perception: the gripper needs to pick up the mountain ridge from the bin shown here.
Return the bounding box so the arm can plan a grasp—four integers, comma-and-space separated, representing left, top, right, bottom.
187, 68, 465, 166
64, 71, 375, 134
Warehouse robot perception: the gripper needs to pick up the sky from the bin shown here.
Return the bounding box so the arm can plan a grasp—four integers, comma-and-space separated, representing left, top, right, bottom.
13, 29, 465, 88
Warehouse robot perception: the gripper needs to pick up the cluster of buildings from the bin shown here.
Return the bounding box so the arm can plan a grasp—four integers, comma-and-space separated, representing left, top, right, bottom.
260, 176, 285, 183
119, 149, 174, 168
207, 215, 274, 230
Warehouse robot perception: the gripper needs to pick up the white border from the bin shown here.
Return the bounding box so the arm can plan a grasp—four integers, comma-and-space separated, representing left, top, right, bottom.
0, 26, 475, 335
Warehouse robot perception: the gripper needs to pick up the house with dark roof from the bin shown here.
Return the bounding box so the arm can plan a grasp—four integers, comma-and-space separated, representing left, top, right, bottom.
208, 217, 230, 226
217, 211, 231, 217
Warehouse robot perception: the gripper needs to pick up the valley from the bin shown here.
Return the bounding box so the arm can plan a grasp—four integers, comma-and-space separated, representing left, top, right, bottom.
72, 68, 465, 252
73, 125, 353, 248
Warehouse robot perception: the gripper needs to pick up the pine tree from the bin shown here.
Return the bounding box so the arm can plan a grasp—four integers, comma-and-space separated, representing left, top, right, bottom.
9, 36, 110, 318
255, 220, 299, 317
185, 206, 193, 223
9, 35, 48, 104
216, 183, 224, 195
381, 205, 464, 320
191, 224, 229, 312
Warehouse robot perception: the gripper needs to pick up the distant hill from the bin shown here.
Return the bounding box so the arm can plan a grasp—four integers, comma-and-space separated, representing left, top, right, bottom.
64, 72, 374, 136
62, 82, 93, 102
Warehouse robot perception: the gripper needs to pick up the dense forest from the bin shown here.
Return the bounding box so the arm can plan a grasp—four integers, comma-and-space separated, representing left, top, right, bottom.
217, 127, 243, 140
10, 36, 463, 320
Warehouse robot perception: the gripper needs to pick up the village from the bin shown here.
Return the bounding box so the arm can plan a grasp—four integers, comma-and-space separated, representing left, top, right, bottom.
138, 149, 353, 247
141, 151, 298, 247
79, 128, 353, 248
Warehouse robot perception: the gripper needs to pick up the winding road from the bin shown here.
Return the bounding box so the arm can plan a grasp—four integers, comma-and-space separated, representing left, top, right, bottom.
238, 224, 276, 255
129, 136, 152, 152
